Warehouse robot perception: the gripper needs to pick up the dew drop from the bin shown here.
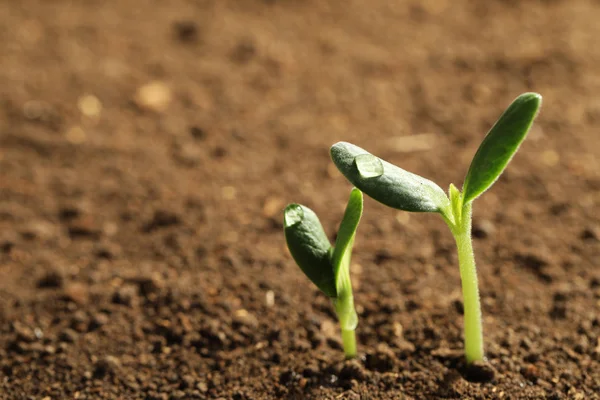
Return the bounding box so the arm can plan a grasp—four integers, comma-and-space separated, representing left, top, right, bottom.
354, 154, 383, 178
284, 204, 304, 228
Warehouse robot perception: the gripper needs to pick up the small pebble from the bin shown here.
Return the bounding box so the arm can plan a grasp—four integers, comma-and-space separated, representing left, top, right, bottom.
262, 197, 283, 218
173, 142, 204, 166
77, 94, 102, 118
393, 322, 403, 338
65, 126, 87, 144
265, 290, 275, 307
473, 219, 495, 239
233, 309, 258, 328
90, 313, 109, 330
21, 221, 56, 241
134, 81, 172, 113
61, 283, 89, 305
196, 381, 208, 392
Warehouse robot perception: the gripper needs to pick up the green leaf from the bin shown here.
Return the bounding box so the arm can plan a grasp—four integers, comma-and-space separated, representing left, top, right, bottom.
330, 142, 450, 214
331, 188, 363, 293
330, 188, 362, 332
462, 92, 542, 203
284, 204, 337, 297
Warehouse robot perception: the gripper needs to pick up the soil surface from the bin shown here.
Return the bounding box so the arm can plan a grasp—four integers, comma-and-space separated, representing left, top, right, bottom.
1, 1, 599, 399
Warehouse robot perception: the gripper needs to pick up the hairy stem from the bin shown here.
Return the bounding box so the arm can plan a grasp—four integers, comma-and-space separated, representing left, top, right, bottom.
450, 202, 484, 363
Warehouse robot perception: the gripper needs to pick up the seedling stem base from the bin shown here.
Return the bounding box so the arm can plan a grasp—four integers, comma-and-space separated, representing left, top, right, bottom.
341, 329, 357, 359
449, 201, 484, 363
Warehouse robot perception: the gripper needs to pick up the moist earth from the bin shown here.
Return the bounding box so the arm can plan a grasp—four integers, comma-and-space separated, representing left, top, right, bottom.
1, 1, 599, 399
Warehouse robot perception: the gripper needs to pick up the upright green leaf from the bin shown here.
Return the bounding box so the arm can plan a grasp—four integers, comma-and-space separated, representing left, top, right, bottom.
462, 93, 542, 203
284, 204, 336, 297
330, 142, 450, 214
331, 188, 363, 291
330, 188, 362, 332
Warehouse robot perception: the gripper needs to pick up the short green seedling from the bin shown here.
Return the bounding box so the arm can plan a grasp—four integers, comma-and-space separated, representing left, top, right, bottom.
284, 188, 363, 358
330, 93, 542, 363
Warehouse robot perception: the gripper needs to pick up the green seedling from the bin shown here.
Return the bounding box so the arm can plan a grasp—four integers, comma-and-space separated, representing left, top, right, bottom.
284, 188, 363, 358
330, 93, 542, 363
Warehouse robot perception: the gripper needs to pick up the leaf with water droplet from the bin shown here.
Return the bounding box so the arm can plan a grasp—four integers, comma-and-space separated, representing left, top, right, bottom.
330, 142, 450, 214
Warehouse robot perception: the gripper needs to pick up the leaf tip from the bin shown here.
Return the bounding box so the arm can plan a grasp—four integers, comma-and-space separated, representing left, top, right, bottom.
517, 92, 542, 113
283, 204, 304, 228
461, 92, 543, 203
350, 187, 363, 198
330, 141, 350, 161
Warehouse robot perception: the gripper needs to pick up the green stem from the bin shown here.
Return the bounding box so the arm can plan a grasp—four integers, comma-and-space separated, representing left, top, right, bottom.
334, 287, 358, 359
341, 328, 357, 359
450, 202, 484, 363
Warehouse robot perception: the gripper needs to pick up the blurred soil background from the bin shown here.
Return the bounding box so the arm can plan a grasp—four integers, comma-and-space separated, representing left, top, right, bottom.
0, 0, 599, 399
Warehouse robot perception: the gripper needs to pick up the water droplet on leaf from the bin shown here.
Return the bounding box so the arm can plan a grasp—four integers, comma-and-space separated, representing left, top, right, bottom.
284, 204, 304, 228
354, 154, 383, 179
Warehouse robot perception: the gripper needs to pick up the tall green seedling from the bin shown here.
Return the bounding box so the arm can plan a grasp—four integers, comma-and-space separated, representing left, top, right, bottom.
284, 188, 363, 358
330, 93, 542, 363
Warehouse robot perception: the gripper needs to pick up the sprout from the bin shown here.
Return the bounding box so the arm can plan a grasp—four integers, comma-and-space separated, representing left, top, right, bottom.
330, 93, 542, 363
284, 188, 363, 358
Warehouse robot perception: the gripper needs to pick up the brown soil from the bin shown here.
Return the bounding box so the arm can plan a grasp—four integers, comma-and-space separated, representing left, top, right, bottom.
1, 1, 599, 399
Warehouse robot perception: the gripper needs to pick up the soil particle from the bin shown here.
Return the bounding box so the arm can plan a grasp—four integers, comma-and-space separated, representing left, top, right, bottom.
580, 226, 599, 241
339, 359, 370, 382
67, 216, 102, 239
143, 210, 182, 232
365, 344, 397, 372
58, 328, 79, 343
20, 221, 57, 241
172, 21, 200, 44
36, 270, 65, 289
93, 356, 122, 378
462, 360, 496, 383
60, 283, 90, 305
90, 312, 110, 331
230, 39, 257, 65
515, 252, 553, 283
70, 310, 90, 332
472, 219, 496, 239
95, 242, 122, 259
134, 81, 173, 114
112, 285, 139, 307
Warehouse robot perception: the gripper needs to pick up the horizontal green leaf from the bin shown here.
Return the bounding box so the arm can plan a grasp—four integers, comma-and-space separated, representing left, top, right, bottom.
330, 142, 450, 214
284, 204, 336, 297
462, 93, 542, 203
331, 188, 363, 293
